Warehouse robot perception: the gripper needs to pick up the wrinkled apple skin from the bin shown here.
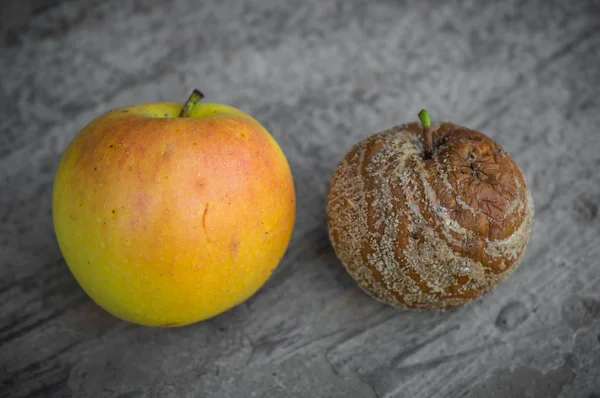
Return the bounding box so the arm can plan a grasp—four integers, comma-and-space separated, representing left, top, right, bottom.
53, 102, 295, 326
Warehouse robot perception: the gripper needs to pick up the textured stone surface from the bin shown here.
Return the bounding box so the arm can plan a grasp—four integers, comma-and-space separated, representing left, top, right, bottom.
1, 0, 600, 397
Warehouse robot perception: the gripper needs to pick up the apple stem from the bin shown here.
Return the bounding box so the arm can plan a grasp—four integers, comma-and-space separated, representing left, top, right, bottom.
179, 89, 205, 117
419, 109, 433, 158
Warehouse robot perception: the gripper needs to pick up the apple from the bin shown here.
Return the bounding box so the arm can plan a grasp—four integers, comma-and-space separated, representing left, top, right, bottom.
326, 109, 533, 309
53, 90, 296, 326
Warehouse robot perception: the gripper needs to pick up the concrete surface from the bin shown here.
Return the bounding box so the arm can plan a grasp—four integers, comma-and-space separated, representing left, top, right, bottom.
1, 0, 600, 397
0, 0, 61, 44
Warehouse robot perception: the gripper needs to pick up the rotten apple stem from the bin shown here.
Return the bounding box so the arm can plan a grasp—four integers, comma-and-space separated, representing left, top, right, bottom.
419, 109, 433, 158
179, 89, 205, 117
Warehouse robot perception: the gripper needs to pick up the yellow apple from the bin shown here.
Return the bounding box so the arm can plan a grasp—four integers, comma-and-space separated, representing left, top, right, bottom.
52, 90, 296, 326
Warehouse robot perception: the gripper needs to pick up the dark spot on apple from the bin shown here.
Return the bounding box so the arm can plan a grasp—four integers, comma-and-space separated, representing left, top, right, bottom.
94, 167, 97, 171
470, 164, 478, 177
193, 142, 197, 146
265, 231, 269, 234
109, 144, 114, 149
163, 113, 168, 117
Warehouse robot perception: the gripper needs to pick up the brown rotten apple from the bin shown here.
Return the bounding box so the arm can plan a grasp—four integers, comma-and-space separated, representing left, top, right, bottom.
326, 110, 534, 309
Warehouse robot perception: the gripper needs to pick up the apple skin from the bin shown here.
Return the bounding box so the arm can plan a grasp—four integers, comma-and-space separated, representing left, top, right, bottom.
52, 102, 295, 326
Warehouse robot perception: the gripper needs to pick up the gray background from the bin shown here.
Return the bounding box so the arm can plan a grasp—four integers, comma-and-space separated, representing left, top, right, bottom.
1, 0, 600, 397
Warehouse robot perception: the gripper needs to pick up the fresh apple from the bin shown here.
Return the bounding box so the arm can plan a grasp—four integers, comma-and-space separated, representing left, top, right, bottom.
52, 90, 296, 326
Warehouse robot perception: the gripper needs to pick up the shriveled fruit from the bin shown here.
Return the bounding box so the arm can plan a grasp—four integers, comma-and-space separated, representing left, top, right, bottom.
326, 110, 533, 309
